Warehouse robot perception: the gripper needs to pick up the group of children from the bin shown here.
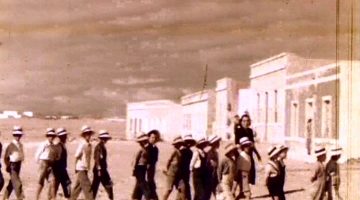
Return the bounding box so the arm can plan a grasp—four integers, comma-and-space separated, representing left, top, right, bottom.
0, 125, 343, 200
132, 130, 343, 200
0, 125, 114, 200
131, 130, 281, 200
310, 146, 343, 200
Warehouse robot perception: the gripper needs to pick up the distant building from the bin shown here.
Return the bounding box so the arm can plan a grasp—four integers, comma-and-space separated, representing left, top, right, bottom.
126, 100, 182, 140
181, 89, 216, 140
0, 111, 22, 119
22, 111, 34, 118
125, 52, 360, 161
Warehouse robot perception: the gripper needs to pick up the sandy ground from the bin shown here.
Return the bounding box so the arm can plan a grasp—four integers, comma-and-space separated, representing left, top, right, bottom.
0, 119, 358, 199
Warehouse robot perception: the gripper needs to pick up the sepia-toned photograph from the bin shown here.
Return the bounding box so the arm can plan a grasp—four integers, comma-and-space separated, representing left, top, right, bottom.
0, 0, 359, 199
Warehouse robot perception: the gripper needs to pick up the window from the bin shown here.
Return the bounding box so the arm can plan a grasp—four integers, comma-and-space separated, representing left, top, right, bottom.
321, 96, 332, 138
274, 90, 278, 123
138, 119, 142, 132
290, 101, 299, 137
129, 119, 133, 132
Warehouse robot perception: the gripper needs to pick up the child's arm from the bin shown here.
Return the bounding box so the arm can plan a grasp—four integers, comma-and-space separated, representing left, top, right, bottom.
264, 164, 271, 186
253, 145, 262, 162
189, 151, 199, 171
310, 164, 319, 182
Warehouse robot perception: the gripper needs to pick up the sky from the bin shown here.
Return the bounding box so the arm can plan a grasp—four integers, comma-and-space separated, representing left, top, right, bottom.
0, 0, 357, 117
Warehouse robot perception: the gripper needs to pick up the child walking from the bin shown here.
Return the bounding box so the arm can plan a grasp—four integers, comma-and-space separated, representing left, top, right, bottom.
325, 147, 343, 200
132, 133, 151, 200
91, 130, 114, 200
235, 137, 253, 200
70, 125, 94, 200
177, 134, 196, 200
265, 145, 288, 200
3, 126, 25, 200
162, 136, 183, 200
310, 147, 327, 200
217, 143, 238, 200
146, 130, 160, 200
206, 135, 221, 199
190, 138, 210, 200
35, 128, 57, 200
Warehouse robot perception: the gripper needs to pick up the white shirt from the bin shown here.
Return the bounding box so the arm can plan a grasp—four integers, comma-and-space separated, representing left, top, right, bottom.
35, 140, 53, 161
75, 138, 92, 171
9, 140, 24, 162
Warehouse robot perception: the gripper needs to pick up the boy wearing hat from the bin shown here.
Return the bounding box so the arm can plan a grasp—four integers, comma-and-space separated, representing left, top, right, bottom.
162, 136, 183, 200
234, 137, 253, 200
310, 147, 327, 200
91, 130, 114, 199
70, 125, 94, 200
146, 130, 160, 200
325, 147, 343, 200
35, 128, 57, 200
132, 133, 151, 200
206, 135, 221, 199
264, 145, 288, 200
177, 134, 196, 200
218, 143, 239, 200
3, 126, 25, 200
190, 137, 210, 200
49, 128, 71, 199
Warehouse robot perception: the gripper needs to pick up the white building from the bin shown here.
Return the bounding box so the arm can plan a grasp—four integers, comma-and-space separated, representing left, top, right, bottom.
213, 78, 240, 140
126, 100, 182, 140
181, 89, 215, 140
0, 111, 22, 119
22, 111, 34, 118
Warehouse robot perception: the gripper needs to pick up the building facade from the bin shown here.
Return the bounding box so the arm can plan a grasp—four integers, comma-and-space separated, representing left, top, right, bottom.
181, 89, 215, 140
126, 100, 182, 140
213, 78, 240, 140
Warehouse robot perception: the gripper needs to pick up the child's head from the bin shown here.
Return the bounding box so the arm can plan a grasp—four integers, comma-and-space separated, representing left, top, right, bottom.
136, 133, 149, 147
56, 128, 68, 143
172, 136, 184, 149
224, 143, 237, 158
12, 126, 24, 141
239, 137, 253, 153
208, 135, 221, 149
195, 138, 209, 150
183, 134, 196, 148
98, 130, 112, 144
314, 147, 327, 162
148, 130, 160, 145
80, 125, 94, 142
277, 145, 289, 160
45, 128, 57, 143
330, 147, 342, 161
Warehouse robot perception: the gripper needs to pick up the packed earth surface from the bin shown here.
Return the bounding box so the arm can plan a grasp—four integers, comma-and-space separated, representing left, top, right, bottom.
0, 119, 358, 200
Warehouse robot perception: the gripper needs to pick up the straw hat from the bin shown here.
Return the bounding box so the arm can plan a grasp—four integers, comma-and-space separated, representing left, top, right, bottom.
314, 147, 326, 157
182, 134, 196, 146
172, 136, 184, 145
268, 146, 278, 159
196, 138, 209, 148
12, 126, 24, 136
239, 137, 253, 147
56, 128, 68, 136
45, 128, 57, 137
330, 147, 342, 157
98, 130, 112, 139
224, 143, 237, 155
81, 125, 94, 135
136, 133, 149, 142
208, 135, 221, 144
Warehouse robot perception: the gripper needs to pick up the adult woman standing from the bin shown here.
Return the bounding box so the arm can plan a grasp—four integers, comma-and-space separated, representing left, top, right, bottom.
233, 114, 262, 185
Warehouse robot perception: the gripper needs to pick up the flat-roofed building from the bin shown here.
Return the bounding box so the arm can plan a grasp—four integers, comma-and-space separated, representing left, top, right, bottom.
181, 89, 215, 140
126, 100, 182, 141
